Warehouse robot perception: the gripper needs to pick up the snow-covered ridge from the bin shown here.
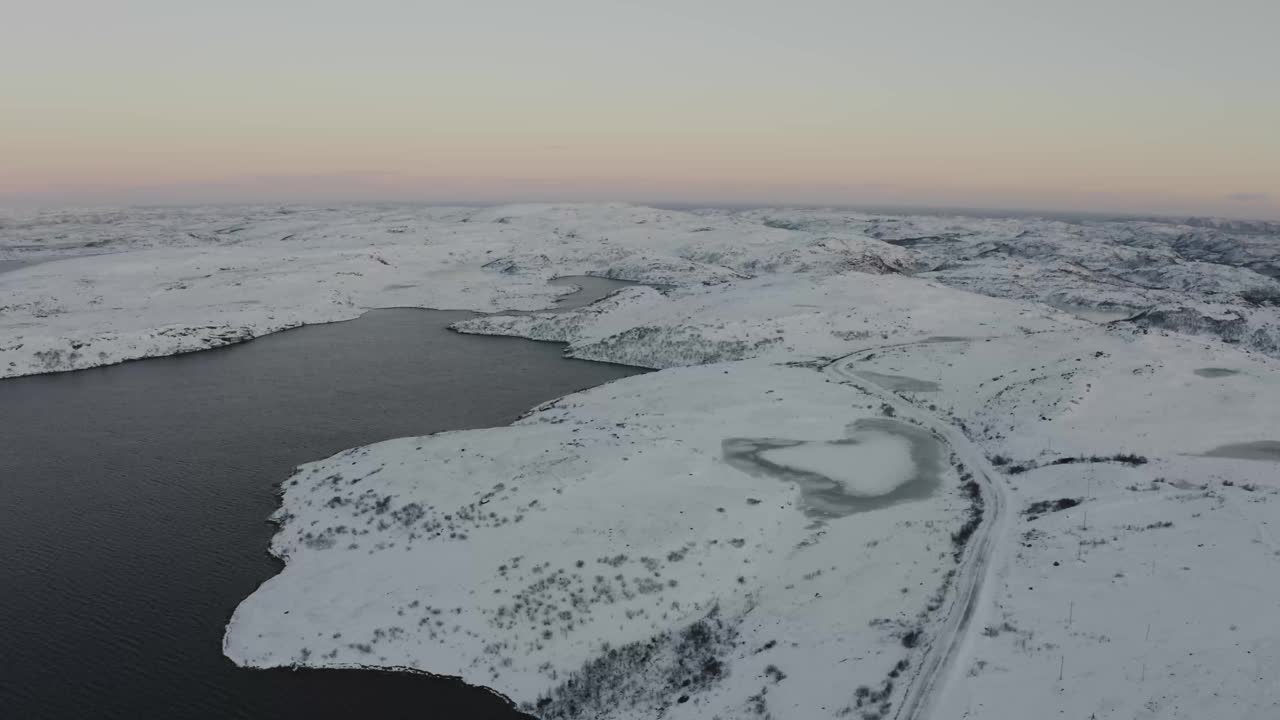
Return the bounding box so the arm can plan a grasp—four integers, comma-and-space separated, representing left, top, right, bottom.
453, 272, 1079, 369
5, 202, 1278, 378
5, 203, 1280, 718
0, 203, 916, 378
729, 207, 1280, 356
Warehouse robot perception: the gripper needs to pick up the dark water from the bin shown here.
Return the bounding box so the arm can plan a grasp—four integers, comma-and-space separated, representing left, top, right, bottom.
543, 275, 635, 311
0, 280, 642, 719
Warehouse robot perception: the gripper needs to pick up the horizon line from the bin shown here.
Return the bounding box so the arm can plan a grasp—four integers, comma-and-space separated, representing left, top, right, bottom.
2, 197, 1277, 226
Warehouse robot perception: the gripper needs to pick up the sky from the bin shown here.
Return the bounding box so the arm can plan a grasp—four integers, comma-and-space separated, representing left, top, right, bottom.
3, 0, 1279, 219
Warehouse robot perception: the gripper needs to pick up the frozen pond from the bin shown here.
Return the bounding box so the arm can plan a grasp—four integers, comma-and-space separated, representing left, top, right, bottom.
545, 275, 645, 311
0, 279, 642, 719
854, 370, 941, 392
1194, 367, 1241, 378
0, 255, 87, 277
722, 418, 945, 517
1200, 441, 1280, 462
0, 259, 41, 276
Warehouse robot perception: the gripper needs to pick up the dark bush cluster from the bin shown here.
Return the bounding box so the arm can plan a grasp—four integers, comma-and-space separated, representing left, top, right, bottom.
1023, 497, 1082, 520
524, 606, 737, 719
950, 467, 985, 561
1046, 453, 1148, 467
1002, 452, 1149, 476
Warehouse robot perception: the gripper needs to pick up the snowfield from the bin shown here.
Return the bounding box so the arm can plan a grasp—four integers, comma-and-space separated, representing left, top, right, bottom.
4, 203, 1279, 718
827, 330, 1280, 720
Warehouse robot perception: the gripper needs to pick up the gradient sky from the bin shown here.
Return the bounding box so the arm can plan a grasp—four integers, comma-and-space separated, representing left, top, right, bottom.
4, 0, 1278, 218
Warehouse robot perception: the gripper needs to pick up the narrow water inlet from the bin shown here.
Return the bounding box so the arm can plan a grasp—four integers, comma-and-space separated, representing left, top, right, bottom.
545, 275, 646, 311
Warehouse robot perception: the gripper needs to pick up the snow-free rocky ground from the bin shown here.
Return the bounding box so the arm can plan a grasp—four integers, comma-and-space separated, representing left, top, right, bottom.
4, 204, 1279, 719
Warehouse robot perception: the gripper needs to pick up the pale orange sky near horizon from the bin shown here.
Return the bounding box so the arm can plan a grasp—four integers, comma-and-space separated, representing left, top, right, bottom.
3, 0, 1278, 219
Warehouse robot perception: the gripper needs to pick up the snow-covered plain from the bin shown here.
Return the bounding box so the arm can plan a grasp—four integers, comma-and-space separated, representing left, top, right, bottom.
4, 203, 1279, 718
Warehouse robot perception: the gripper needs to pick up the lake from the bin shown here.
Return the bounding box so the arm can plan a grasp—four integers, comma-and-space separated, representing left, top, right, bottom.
0, 278, 642, 719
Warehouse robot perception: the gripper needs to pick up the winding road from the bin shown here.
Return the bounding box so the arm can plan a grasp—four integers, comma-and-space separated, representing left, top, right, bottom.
824, 349, 1012, 720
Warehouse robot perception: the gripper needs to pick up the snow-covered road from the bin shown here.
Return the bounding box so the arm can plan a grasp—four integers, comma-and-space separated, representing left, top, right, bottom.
826, 348, 1011, 720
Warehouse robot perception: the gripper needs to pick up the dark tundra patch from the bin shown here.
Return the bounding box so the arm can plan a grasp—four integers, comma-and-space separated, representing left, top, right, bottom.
1023, 497, 1081, 521
525, 605, 738, 719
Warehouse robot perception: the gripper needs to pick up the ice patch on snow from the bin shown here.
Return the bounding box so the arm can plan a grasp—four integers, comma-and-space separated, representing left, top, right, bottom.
723, 418, 944, 516
854, 370, 941, 392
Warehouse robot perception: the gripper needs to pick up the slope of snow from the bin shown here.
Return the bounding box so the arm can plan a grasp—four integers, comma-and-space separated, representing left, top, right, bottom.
0, 203, 915, 378
453, 272, 1080, 369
